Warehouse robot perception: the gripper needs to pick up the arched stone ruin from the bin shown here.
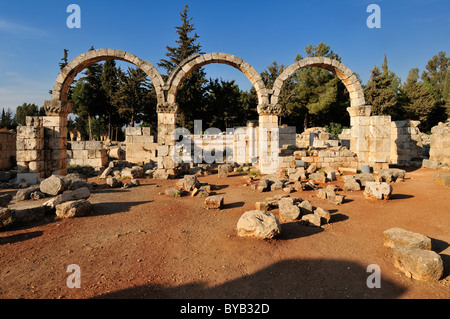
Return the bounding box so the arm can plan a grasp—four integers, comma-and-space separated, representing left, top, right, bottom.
16, 48, 399, 184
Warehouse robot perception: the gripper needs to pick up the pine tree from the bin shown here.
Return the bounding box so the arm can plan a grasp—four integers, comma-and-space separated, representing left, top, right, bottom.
204, 79, 245, 130
158, 4, 206, 131
421, 51, 450, 117
284, 42, 349, 131
364, 65, 399, 118
398, 68, 438, 132
158, 5, 202, 73
101, 59, 120, 140
261, 61, 295, 119
112, 67, 154, 127
382, 54, 401, 95
14, 103, 40, 126
0, 108, 15, 130
59, 49, 69, 71
74, 46, 107, 140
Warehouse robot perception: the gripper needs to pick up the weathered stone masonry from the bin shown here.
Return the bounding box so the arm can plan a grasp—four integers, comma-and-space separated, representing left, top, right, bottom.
16, 48, 421, 182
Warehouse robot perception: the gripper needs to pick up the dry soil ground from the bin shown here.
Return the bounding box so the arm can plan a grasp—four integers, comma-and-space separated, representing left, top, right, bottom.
0, 167, 449, 300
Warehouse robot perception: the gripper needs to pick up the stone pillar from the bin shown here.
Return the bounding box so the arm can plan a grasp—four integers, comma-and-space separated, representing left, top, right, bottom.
156, 103, 178, 174
258, 111, 279, 175
348, 105, 372, 165
43, 115, 68, 176
16, 116, 45, 185
247, 121, 257, 164
429, 121, 450, 166
368, 115, 391, 170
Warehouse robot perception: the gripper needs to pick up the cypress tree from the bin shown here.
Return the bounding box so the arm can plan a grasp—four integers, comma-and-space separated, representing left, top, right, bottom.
158, 4, 207, 131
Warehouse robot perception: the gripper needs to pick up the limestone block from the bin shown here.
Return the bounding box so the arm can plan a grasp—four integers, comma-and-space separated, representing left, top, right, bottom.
70, 141, 86, 150
16, 138, 40, 151
84, 141, 103, 150
141, 127, 151, 136
383, 228, 432, 250
237, 210, 280, 239
204, 195, 224, 210
43, 116, 67, 128
126, 127, 142, 136
131, 135, 154, 143
47, 137, 67, 149
158, 145, 169, 157
364, 182, 392, 200
16, 150, 41, 162
392, 246, 443, 281
72, 150, 89, 160
55, 199, 92, 219
25, 116, 43, 127
17, 126, 44, 139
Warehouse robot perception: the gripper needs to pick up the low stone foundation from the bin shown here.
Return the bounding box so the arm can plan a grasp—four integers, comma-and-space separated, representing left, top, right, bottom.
67, 141, 108, 169
428, 120, 450, 168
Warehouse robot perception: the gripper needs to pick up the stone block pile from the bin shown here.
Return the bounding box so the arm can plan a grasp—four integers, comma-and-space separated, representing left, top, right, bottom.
238, 193, 332, 239
0, 174, 95, 229
296, 127, 340, 149
164, 174, 213, 199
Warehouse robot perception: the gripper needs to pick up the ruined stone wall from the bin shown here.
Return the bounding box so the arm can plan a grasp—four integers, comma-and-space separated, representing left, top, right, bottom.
296, 127, 341, 149
428, 121, 450, 167
0, 130, 16, 170
280, 148, 359, 170
350, 115, 391, 171
125, 127, 158, 165
67, 141, 107, 169
390, 120, 424, 166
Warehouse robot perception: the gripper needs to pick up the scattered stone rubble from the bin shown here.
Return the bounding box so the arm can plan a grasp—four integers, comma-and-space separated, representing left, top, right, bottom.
0, 173, 96, 228
383, 228, 444, 281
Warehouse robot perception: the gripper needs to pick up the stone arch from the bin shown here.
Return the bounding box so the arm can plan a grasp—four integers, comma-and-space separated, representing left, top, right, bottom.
45, 48, 164, 115
270, 57, 369, 116
164, 52, 269, 113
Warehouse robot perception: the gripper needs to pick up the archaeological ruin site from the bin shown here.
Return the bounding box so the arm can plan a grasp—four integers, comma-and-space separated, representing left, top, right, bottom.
1, 48, 449, 300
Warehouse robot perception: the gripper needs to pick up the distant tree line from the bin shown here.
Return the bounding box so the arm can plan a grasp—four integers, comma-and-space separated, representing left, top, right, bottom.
2, 5, 448, 137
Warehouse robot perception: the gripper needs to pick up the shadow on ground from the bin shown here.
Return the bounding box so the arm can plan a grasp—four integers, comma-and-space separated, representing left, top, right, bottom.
0, 230, 43, 245
89, 200, 153, 217
92, 258, 407, 299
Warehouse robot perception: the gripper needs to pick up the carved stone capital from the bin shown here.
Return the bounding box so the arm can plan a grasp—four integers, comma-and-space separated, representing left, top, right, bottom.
347, 105, 372, 117
157, 102, 179, 114
257, 104, 282, 116
44, 99, 72, 116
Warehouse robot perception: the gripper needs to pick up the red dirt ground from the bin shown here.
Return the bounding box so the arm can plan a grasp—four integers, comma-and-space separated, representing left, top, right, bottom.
0, 167, 449, 299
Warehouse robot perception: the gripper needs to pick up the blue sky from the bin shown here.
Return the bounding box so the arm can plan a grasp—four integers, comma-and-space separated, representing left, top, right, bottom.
0, 0, 449, 112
